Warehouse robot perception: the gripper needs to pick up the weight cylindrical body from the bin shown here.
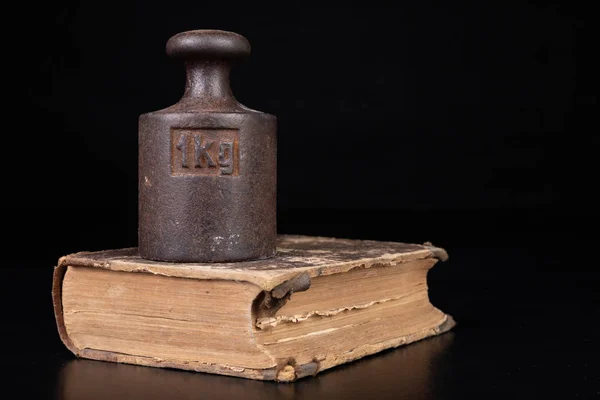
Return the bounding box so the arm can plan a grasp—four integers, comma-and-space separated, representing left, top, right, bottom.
138, 30, 277, 262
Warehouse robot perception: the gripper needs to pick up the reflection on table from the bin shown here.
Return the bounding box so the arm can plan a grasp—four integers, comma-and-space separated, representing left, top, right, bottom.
56, 332, 454, 400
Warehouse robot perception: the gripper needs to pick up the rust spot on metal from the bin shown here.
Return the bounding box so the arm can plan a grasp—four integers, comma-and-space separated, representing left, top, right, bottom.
271, 273, 311, 299
253, 273, 311, 321
295, 361, 320, 379
423, 242, 449, 261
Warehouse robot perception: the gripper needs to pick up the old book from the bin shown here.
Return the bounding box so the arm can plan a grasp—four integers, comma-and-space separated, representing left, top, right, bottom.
53, 235, 455, 382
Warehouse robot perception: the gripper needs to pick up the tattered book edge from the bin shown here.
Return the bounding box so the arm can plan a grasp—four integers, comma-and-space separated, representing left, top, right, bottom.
52, 236, 453, 382
54, 236, 448, 292
53, 260, 454, 384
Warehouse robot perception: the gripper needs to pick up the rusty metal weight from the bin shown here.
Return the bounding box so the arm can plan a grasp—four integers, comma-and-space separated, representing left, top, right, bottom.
138, 30, 277, 262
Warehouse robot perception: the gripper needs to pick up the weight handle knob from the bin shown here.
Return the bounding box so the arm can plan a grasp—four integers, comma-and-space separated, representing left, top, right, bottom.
166, 30, 251, 103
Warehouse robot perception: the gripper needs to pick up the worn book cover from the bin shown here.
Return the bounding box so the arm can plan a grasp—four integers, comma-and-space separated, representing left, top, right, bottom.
53, 235, 455, 382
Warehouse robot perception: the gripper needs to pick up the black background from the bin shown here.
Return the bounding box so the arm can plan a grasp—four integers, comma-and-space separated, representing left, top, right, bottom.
7, 1, 598, 398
